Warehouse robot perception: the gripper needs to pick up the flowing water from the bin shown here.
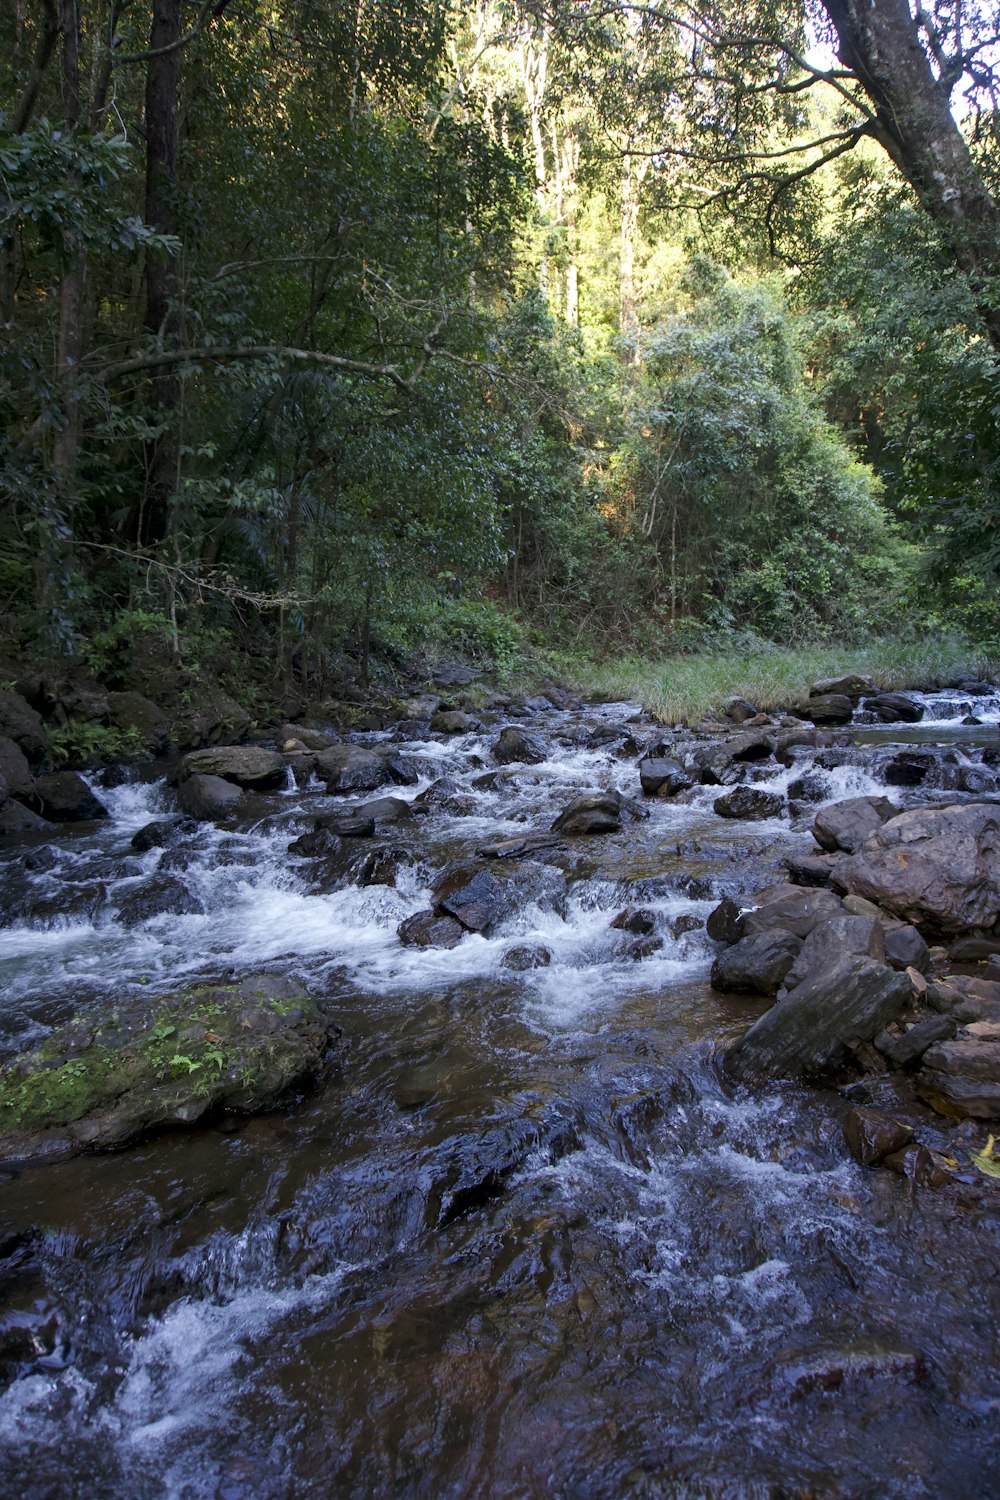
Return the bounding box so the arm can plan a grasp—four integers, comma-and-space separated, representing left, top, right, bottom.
1, 694, 999, 1498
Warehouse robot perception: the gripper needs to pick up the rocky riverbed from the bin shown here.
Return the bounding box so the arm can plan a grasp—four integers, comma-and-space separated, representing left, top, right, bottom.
1, 675, 999, 1497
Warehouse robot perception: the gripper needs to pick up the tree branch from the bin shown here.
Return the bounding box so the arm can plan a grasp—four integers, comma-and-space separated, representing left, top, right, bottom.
11, 0, 62, 134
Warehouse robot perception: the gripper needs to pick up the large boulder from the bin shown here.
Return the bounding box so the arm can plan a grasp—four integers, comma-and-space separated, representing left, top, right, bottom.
834, 803, 1000, 935
177, 772, 243, 820
432, 860, 565, 934
865, 692, 924, 724
314, 744, 391, 794
107, 691, 171, 753
552, 790, 628, 835
796, 694, 854, 726
638, 757, 692, 797
740, 885, 843, 941
713, 786, 784, 821
810, 674, 873, 700
398, 910, 466, 949
726, 957, 913, 1083
711, 931, 802, 994
0, 689, 46, 760
180, 746, 287, 790
0, 736, 34, 799
0, 974, 343, 1163
430, 709, 477, 734
917, 1026, 1000, 1118
114, 876, 206, 927
779, 914, 886, 995
32, 772, 108, 822
689, 731, 774, 784
812, 796, 900, 854
493, 727, 548, 765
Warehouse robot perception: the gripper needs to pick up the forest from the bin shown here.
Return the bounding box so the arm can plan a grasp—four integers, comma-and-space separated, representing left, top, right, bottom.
3, 0, 1000, 717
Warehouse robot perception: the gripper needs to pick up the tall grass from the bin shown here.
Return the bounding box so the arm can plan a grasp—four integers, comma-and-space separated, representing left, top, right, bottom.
541, 636, 998, 724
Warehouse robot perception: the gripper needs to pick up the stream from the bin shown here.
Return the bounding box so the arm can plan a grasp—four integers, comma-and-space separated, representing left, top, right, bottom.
1, 691, 999, 1498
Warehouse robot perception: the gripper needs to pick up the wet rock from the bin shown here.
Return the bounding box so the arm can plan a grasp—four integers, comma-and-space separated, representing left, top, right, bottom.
611, 908, 657, 936
314, 745, 391, 794
313, 809, 376, 838
478, 832, 563, 859
812, 796, 899, 855
882, 1142, 954, 1187
177, 773, 243, 820
927, 976, 1000, 1023
179, 746, 287, 790
0, 799, 52, 836
397, 910, 465, 949
0, 975, 343, 1162
713, 786, 784, 821
107, 691, 171, 753
288, 827, 343, 859
0, 736, 34, 799
785, 853, 837, 888
884, 924, 931, 974
670, 912, 704, 939
865, 692, 924, 724
626, 935, 663, 960
835, 803, 1000, 935
917, 1028, 1000, 1118
355, 847, 414, 887
842, 1106, 913, 1165
786, 772, 827, 803
32, 772, 108, 823
638, 757, 692, 797
492, 727, 548, 766
0, 689, 46, 760
383, 753, 420, 787
740, 886, 843, 941
881, 750, 935, 787
114, 876, 206, 927
430, 709, 477, 734
810, 674, 873, 700
796, 694, 853, 726
948, 934, 1000, 962
430, 1106, 582, 1227
502, 944, 552, 971
874, 1015, 956, 1069
706, 895, 744, 945
432, 860, 566, 934
774, 1341, 928, 1396
725, 956, 913, 1083
711, 931, 802, 994
552, 790, 623, 834
780, 915, 887, 994
131, 820, 188, 853
690, 732, 774, 784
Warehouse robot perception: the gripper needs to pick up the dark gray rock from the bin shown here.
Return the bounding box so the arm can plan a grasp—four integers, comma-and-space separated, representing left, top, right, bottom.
502, 944, 552, 971
0, 736, 34, 799
785, 853, 837, 888
726, 957, 914, 1082
432, 860, 566, 935
883, 924, 931, 974
552, 790, 623, 834
0, 800, 53, 836
917, 1028, 1000, 1117
812, 796, 899, 855
288, 827, 344, 859
875, 1015, 956, 1069
810, 674, 873, 700
115, 876, 206, 927
0, 689, 46, 760
638, 757, 692, 797
706, 895, 744, 944
314, 745, 391, 794
713, 786, 784, 821
611, 907, 657, 936
397, 910, 465, 949
796, 694, 853, 726
724, 697, 758, 724
107, 691, 171, 752
180, 746, 287, 790
280, 723, 338, 752
865, 692, 924, 724
177, 773, 243, 820
780, 915, 887, 994
32, 772, 108, 822
690, 732, 774, 784
835, 803, 1000, 935
711, 931, 802, 994
478, 832, 563, 859
493, 727, 548, 766
430, 709, 477, 734
741, 886, 843, 941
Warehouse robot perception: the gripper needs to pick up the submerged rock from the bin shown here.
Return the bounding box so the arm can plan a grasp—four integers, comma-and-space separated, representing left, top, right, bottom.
0, 974, 343, 1163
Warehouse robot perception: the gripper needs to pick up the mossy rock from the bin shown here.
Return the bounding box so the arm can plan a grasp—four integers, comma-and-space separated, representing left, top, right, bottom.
0, 973, 344, 1165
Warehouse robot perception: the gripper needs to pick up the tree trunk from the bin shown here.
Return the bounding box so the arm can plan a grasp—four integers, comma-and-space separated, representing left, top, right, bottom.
822, 0, 1000, 344
53, 0, 84, 500
138, 0, 182, 547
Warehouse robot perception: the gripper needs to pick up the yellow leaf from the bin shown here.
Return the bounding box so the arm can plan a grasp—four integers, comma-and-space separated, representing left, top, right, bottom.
971, 1135, 1000, 1180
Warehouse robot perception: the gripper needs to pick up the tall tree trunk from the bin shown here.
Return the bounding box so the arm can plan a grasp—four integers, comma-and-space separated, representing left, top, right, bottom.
53, 0, 84, 500
822, 0, 1000, 345
138, 0, 182, 547
619, 152, 647, 369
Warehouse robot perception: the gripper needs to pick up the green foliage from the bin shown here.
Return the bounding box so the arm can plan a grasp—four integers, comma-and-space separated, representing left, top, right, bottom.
47, 720, 148, 769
